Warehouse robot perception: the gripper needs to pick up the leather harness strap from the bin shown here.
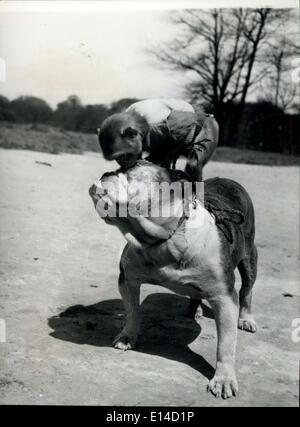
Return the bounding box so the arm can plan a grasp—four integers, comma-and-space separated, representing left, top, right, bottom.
204, 201, 245, 244
166, 194, 245, 244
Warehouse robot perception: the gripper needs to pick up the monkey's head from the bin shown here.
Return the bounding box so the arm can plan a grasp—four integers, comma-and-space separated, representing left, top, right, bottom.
98, 111, 149, 170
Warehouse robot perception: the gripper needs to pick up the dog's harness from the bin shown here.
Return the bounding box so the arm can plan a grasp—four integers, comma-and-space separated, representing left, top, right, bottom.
204, 201, 245, 244
166, 193, 245, 244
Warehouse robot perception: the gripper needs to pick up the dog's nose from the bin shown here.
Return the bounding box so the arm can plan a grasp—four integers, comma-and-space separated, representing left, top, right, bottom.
89, 184, 101, 208
89, 184, 97, 197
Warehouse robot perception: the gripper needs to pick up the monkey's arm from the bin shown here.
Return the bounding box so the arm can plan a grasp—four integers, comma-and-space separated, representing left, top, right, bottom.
184, 115, 219, 181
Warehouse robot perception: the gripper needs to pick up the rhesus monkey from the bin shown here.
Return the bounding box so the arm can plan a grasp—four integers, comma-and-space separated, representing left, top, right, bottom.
98, 98, 219, 182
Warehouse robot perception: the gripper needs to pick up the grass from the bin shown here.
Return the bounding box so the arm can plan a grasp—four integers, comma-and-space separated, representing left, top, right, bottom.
212, 146, 300, 166
0, 122, 98, 154
0, 122, 299, 166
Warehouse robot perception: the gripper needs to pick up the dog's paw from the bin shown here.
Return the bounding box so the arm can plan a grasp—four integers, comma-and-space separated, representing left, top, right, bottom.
186, 299, 203, 319
207, 372, 238, 399
113, 330, 138, 351
186, 305, 203, 319
194, 305, 203, 319
238, 315, 257, 333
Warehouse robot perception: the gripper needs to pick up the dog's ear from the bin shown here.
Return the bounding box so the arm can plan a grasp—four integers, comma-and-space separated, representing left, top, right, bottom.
122, 127, 138, 138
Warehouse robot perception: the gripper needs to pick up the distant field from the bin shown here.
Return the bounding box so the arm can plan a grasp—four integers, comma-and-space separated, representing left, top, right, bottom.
212, 147, 300, 166
0, 122, 299, 166
0, 123, 98, 154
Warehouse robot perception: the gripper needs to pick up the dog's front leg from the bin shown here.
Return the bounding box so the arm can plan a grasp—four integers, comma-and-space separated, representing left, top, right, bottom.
113, 265, 141, 351
186, 298, 203, 319
207, 291, 239, 399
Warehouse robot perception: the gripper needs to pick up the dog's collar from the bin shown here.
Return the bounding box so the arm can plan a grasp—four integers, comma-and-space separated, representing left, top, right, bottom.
167, 210, 188, 240
166, 196, 196, 240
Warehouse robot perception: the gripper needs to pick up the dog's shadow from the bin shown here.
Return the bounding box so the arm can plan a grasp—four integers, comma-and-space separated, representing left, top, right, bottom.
48, 293, 215, 380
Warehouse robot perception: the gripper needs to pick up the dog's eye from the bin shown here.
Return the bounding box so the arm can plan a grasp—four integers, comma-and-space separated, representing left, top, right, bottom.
122, 127, 138, 138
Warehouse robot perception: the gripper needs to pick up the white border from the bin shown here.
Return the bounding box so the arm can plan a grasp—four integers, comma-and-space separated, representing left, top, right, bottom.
0, 0, 298, 13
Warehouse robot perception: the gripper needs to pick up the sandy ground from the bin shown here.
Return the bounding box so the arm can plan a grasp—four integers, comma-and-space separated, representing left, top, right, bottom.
0, 148, 299, 407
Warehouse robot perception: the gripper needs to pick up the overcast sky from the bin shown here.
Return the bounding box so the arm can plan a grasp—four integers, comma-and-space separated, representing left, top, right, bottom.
0, 3, 186, 107
0, 1, 298, 108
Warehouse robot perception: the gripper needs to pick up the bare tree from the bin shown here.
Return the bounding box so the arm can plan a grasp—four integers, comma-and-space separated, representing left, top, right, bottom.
259, 27, 300, 112
150, 8, 295, 144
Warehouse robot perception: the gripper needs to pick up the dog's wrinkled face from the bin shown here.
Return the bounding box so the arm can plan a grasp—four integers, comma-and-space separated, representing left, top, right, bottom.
89, 169, 142, 222
90, 162, 169, 220
98, 112, 146, 170
89, 161, 184, 248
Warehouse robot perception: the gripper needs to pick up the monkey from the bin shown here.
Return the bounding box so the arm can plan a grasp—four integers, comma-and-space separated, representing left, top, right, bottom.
98, 98, 219, 182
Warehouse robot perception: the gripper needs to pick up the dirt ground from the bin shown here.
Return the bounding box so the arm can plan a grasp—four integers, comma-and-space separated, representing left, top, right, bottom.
0, 148, 299, 407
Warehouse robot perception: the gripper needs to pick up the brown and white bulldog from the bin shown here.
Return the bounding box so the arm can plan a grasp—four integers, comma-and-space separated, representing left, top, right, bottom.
89, 161, 258, 399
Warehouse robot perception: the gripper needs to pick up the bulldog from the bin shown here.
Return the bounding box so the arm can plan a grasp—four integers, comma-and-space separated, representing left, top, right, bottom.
89, 161, 258, 399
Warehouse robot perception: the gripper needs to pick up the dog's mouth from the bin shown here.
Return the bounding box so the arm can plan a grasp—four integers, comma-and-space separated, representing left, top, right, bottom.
89, 172, 131, 218
89, 181, 150, 248
89, 162, 186, 249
